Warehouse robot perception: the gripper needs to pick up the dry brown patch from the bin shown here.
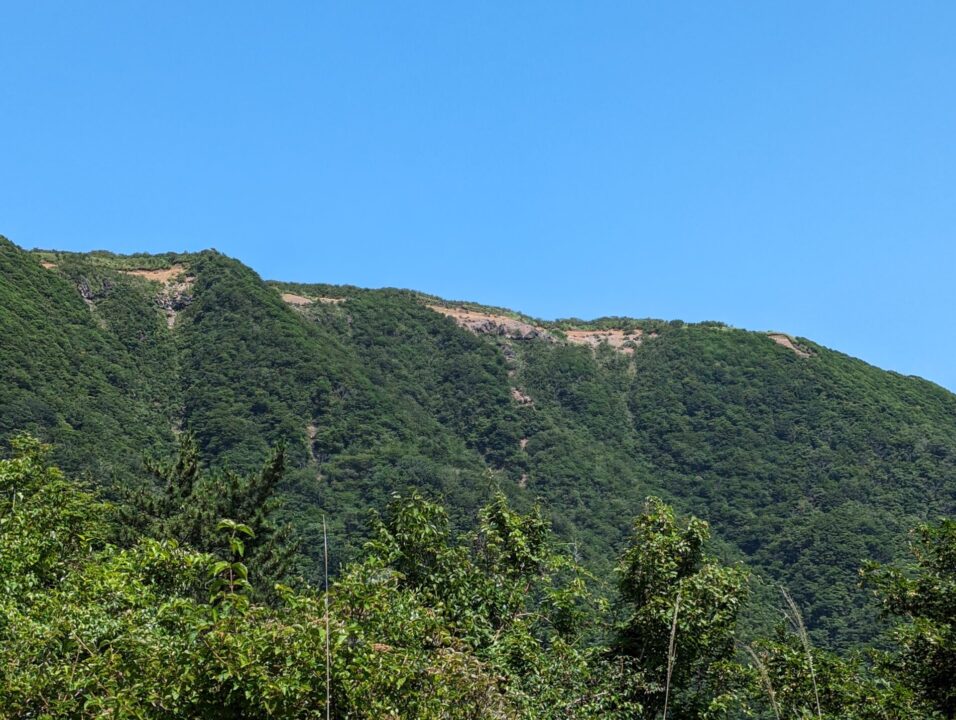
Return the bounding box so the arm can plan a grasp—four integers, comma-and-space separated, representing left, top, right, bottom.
768, 333, 811, 358
430, 304, 645, 355
564, 328, 641, 354
281, 292, 313, 306
40, 260, 57, 270
429, 305, 553, 341
281, 293, 344, 307
121, 265, 186, 284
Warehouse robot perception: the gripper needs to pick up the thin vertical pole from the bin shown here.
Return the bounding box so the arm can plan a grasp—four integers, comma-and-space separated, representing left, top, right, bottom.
662, 592, 681, 720
324, 516, 330, 720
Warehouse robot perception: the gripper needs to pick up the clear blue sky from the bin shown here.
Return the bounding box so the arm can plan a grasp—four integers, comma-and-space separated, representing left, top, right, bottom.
2, 3, 955, 390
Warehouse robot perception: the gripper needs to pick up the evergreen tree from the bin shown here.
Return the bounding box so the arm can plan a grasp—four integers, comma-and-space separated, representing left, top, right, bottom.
119, 432, 297, 599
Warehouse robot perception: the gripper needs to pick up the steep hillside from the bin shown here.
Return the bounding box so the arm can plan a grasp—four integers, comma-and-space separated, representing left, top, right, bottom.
2, 236, 955, 650
0, 242, 181, 485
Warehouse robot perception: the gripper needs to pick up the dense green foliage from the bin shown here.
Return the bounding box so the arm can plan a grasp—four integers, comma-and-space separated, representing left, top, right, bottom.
118, 432, 297, 600
0, 242, 179, 487
862, 520, 956, 716
2, 236, 955, 653
613, 498, 748, 717
1, 437, 948, 718
624, 326, 956, 648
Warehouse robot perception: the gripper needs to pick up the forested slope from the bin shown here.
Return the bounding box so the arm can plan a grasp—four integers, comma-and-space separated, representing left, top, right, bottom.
2, 236, 954, 651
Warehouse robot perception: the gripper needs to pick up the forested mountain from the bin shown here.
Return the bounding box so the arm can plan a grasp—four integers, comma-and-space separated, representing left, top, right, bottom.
2, 235, 955, 653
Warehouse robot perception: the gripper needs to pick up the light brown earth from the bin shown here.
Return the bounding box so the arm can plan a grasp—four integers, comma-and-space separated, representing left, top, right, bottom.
121, 265, 187, 283
40, 261, 56, 269
563, 328, 641, 354
428, 305, 552, 340
768, 333, 811, 358
281, 292, 313, 306
429, 304, 644, 354
281, 293, 346, 307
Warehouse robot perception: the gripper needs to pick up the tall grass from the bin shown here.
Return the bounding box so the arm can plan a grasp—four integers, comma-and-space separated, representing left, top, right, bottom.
744, 644, 781, 720
781, 587, 822, 720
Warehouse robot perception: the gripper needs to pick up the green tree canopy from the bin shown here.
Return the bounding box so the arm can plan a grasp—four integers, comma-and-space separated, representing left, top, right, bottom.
863, 519, 956, 718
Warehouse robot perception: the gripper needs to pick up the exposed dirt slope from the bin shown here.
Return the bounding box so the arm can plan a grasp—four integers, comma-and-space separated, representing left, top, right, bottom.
564, 328, 641, 354
281, 292, 346, 307
429, 305, 640, 353
428, 305, 553, 340
121, 266, 187, 284
768, 333, 811, 358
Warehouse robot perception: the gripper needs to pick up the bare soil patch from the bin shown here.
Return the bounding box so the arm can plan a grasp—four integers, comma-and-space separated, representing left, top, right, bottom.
281, 292, 313, 306
564, 328, 641, 354
281, 293, 345, 307
768, 333, 811, 358
121, 265, 186, 284
429, 305, 552, 341
430, 304, 643, 355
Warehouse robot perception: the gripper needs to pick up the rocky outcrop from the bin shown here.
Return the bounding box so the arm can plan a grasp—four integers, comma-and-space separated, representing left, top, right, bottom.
156, 278, 194, 328
118, 266, 194, 329
564, 328, 642, 354
428, 305, 556, 342
75, 277, 114, 311
511, 388, 534, 406
429, 304, 646, 355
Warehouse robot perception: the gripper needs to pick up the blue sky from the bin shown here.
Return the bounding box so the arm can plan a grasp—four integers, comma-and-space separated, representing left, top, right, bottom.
2, 3, 955, 390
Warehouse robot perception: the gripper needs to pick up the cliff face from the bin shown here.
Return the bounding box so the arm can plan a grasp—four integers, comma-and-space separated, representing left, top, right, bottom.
3, 236, 956, 649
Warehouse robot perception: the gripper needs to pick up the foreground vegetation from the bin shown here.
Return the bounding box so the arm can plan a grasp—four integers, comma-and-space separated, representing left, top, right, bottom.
1, 436, 951, 718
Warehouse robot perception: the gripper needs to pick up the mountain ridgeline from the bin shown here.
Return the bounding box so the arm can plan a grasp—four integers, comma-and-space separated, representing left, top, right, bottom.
2, 236, 955, 650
